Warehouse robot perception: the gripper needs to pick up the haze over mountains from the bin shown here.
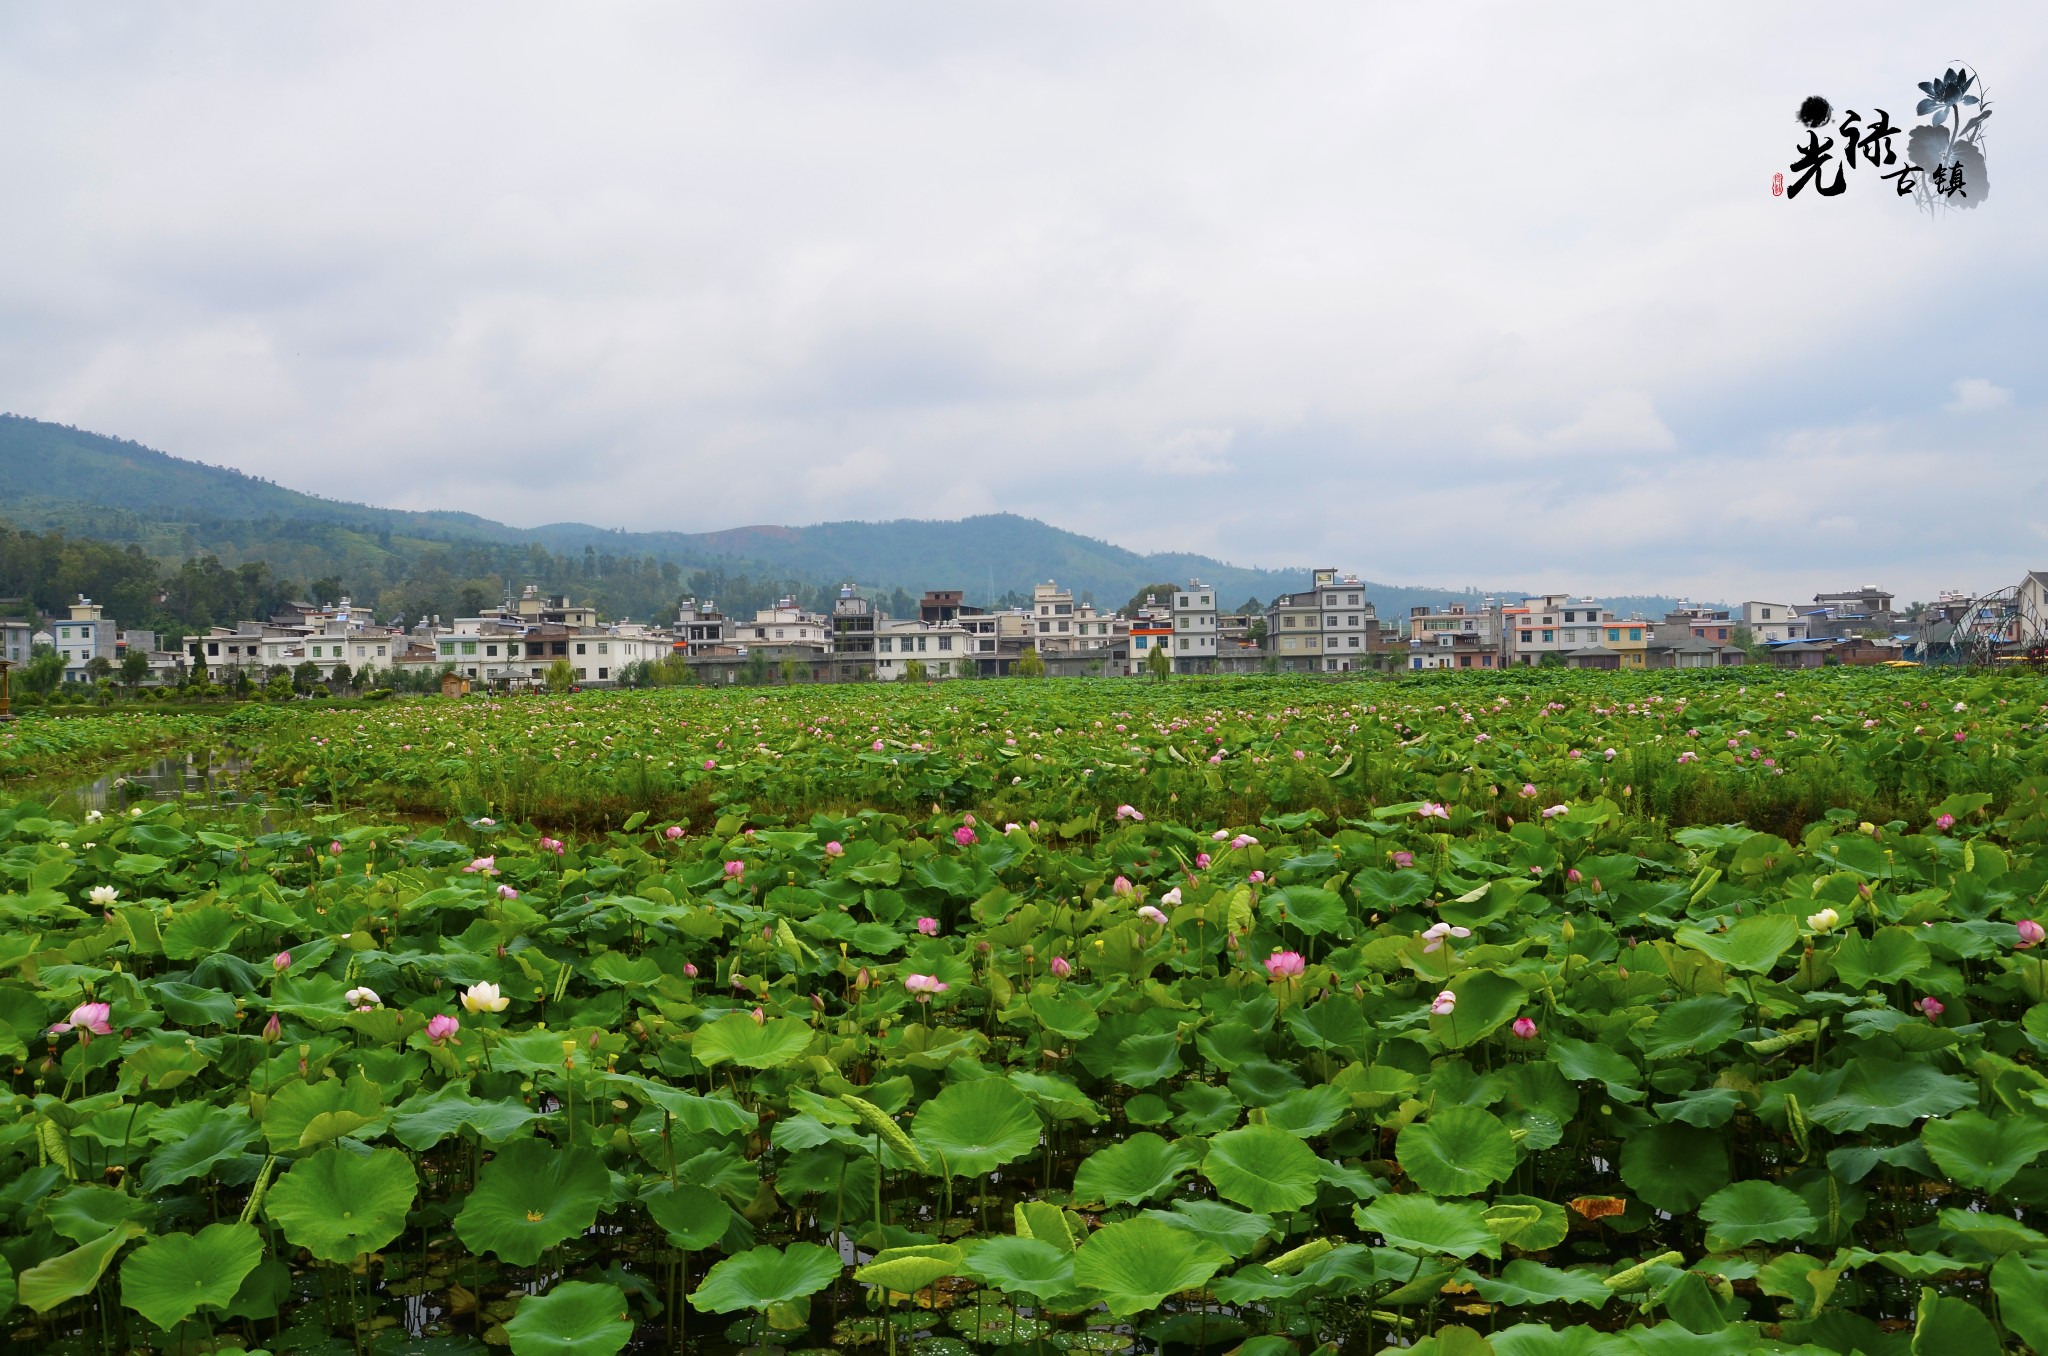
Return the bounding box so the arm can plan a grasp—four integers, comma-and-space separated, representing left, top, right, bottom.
0, 414, 1689, 620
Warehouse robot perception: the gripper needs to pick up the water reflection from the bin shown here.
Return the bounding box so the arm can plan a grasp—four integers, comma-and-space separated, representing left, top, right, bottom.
62, 751, 252, 814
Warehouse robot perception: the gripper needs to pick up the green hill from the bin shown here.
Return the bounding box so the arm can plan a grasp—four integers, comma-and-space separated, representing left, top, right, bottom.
0, 413, 1683, 626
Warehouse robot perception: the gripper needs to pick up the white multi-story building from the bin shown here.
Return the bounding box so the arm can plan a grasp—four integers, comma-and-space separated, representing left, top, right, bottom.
1315, 571, 1375, 673
740, 599, 830, 654
54, 597, 119, 683
1171, 580, 1219, 674
874, 619, 975, 680
1740, 601, 1807, 644
1504, 595, 1612, 666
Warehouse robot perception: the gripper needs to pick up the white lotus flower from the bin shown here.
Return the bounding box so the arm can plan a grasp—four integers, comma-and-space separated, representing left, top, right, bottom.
460, 981, 509, 1014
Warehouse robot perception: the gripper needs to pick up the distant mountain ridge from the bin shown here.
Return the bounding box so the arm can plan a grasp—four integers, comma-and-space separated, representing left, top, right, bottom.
0, 413, 1688, 619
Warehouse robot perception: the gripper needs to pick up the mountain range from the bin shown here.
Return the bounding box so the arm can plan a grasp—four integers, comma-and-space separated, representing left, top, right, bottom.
0, 413, 1687, 621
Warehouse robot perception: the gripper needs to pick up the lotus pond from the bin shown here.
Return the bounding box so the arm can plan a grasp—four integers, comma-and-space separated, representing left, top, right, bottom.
5, 669, 2048, 1356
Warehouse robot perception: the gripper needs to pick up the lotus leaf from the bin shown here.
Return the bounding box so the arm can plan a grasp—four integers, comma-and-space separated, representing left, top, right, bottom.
119, 1221, 263, 1332
504, 1280, 635, 1356
1071, 1217, 1229, 1317
455, 1140, 611, 1266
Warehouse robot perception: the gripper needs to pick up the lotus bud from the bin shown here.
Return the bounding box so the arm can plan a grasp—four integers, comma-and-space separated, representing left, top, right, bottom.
812, 993, 825, 1012
854, 967, 872, 992
1561, 919, 1575, 943
261, 1014, 282, 1043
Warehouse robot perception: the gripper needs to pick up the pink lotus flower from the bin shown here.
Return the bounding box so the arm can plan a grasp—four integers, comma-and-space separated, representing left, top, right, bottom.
1050, 956, 1072, 978
1421, 922, 1471, 954
665, 825, 684, 840
1231, 833, 1257, 850
273, 951, 292, 972
873, 740, 885, 751
1511, 1017, 1538, 1040
1138, 905, 1170, 925
954, 826, 978, 846
1917, 996, 1944, 1020
1248, 870, 1266, 884
751, 1006, 765, 1026
825, 841, 844, 857
1955, 731, 1966, 742
1212, 829, 1230, 841
2017, 920, 2046, 950
1566, 868, 1582, 884
1520, 783, 1537, 797
730, 971, 748, 990
538, 836, 565, 855
1113, 875, 1134, 896
498, 884, 519, 899
723, 860, 745, 881
426, 1013, 461, 1044
682, 962, 699, 978
1541, 805, 1568, 819
464, 856, 497, 875
904, 974, 949, 999
1264, 951, 1305, 979
1431, 990, 1458, 1016
50, 1001, 113, 1041
262, 1013, 282, 1042
1293, 750, 1306, 761
1158, 886, 1182, 907
916, 917, 939, 936
1418, 802, 1449, 820
329, 841, 343, 855
1116, 804, 1144, 821
1392, 850, 1415, 868
1936, 814, 1955, 830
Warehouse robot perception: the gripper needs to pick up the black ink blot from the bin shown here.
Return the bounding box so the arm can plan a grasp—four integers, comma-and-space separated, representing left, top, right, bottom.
1797, 95, 1833, 128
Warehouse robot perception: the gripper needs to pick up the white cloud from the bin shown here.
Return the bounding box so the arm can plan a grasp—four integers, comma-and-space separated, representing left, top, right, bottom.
1945, 377, 2013, 414
1142, 427, 1234, 476
1487, 390, 1678, 456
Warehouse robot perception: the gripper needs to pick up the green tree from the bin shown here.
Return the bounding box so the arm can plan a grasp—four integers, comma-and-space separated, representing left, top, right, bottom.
85, 655, 114, 683
1013, 646, 1045, 677
292, 661, 321, 694
954, 658, 974, 680
743, 648, 771, 686
329, 661, 353, 694
1146, 644, 1171, 681
20, 644, 64, 696
546, 657, 575, 693
901, 658, 927, 683
780, 657, 804, 685
119, 650, 150, 692
265, 671, 295, 700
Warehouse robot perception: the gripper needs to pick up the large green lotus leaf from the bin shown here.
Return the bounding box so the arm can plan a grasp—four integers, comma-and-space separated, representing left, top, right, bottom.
1141, 1199, 1276, 1258
1808, 1060, 1976, 1133
1910, 1286, 2000, 1356
1491, 1322, 1629, 1356
1008, 1070, 1106, 1125
1832, 928, 1932, 989
1072, 1132, 1204, 1206
119, 1222, 263, 1332
261, 1073, 387, 1151
602, 1074, 758, 1135
1110, 1033, 1184, 1088
1265, 1084, 1351, 1137
912, 1079, 1042, 1179
1546, 1037, 1644, 1102
141, 1106, 260, 1192
1355, 1194, 1498, 1259
1991, 1253, 2048, 1354
1919, 1110, 2048, 1193
693, 1013, 814, 1069
1428, 971, 1526, 1050
689, 1242, 843, 1314
1934, 1205, 2048, 1258
1673, 914, 1800, 974
1464, 1259, 1610, 1309
455, 1141, 611, 1266
1259, 886, 1352, 937
1618, 1123, 1729, 1214
264, 1147, 418, 1264
1285, 995, 1367, 1051
505, 1280, 634, 1356
161, 905, 244, 959
1172, 1083, 1243, 1135
1202, 1123, 1322, 1213
1025, 993, 1100, 1041
855, 1244, 964, 1293
964, 1235, 1078, 1303
390, 1083, 544, 1150
1071, 1217, 1229, 1317
1396, 1106, 1516, 1197
18, 1222, 143, 1313
1484, 1195, 1570, 1252
1227, 1058, 1306, 1107
44, 1186, 157, 1244
1633, 997, 1745, 1062
1698, 1180, 1818, 1248
644, 1184, 731, 1250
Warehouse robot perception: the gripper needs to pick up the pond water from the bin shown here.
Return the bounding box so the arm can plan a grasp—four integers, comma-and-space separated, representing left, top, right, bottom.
53, 749, 253, 815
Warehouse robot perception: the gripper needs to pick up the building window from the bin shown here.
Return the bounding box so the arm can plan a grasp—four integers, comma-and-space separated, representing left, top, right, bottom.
598, 642, 608, 654
1038, 622, 1049, 634
1542, 630, 1553, 643
1629, 628, 1642, 641
938, 637, 952, 651
576, 643, 586, 655
486, 645, 498, 657
597, 668, 607, 680
916, 637, 927, 652
461, 642, 478, 656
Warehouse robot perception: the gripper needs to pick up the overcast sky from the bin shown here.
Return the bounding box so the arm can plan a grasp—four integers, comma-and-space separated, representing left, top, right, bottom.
2, 4, 2043, 603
